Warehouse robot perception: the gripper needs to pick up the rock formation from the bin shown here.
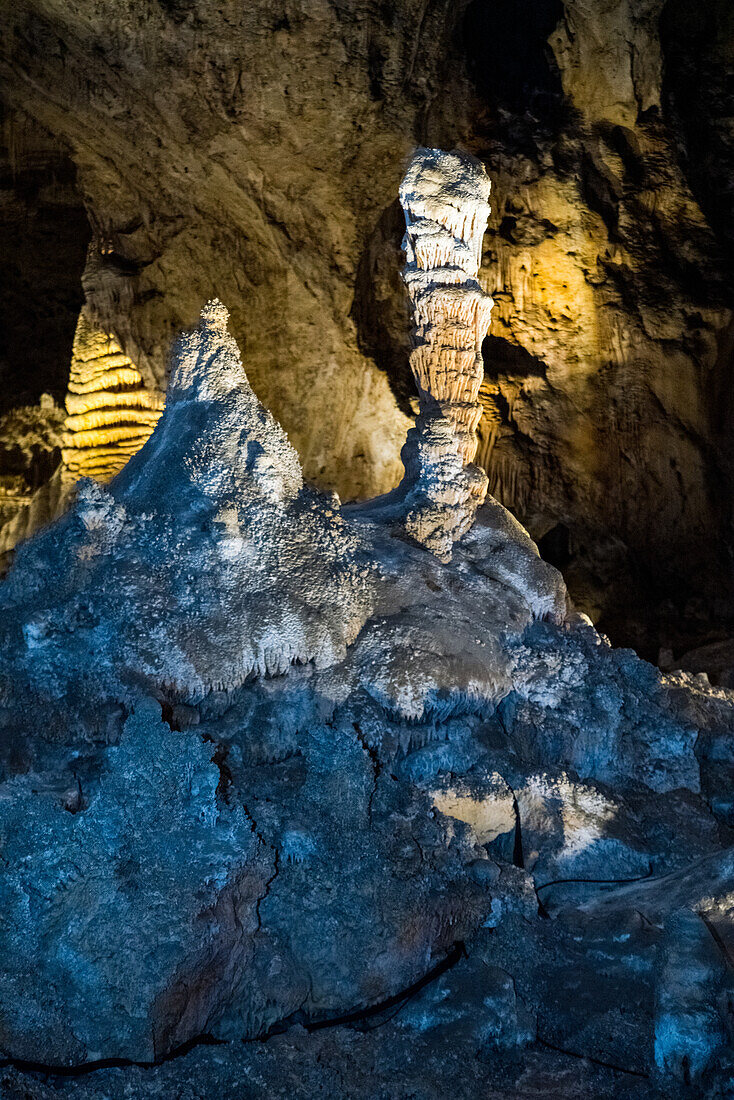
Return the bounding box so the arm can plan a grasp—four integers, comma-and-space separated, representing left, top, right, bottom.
359, 148, 492, 562
400, 147, 493, 467
0, 396, 64, 531
0, 268, 733, 1092
61, 309, 163, 484
3, 3, 734, 658
0, 310, 163, 564
2, 2, 734, 1091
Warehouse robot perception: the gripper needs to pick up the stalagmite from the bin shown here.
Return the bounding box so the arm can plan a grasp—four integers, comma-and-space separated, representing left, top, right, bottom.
375, 147, 494, 561
60, 310, 164, 483
0, 311, 164, 564
399, 147, 494, 467
2, 150, 734, 1090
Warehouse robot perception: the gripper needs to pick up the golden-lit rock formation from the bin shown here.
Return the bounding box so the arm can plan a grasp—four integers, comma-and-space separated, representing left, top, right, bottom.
400, 148, 494, 467
361, 147, 494, 564
0, 312, 162, 565
61, 310, 163, 483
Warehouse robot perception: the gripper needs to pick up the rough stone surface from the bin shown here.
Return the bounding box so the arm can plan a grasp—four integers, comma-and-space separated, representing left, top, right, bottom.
60, 309, 163, 483
400, 146, 493, 465
0, 303, 733, 1097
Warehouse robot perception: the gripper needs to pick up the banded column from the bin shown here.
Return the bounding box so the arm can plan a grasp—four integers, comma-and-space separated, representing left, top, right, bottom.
399, 147, 494, 466
61, 311, 164, 483
0, 313, 164, 564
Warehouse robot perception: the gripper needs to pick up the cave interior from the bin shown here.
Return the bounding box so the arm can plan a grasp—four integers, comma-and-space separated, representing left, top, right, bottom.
2, 1, 734, 1097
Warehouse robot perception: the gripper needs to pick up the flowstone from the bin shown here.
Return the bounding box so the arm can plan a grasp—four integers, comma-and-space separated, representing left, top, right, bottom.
0, 153, 733, 1095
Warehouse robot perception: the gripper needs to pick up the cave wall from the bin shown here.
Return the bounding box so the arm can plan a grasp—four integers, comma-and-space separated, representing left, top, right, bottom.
0, 100, 89, 412
1, 0, 440, 499
468, 0, 734, 652
2, 0, 734, 651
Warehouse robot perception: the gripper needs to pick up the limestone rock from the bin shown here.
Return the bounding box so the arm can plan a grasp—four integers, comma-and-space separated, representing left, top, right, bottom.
3, 3, 734, 650
0, 310, 164, 564
61, 309, 163, 484
0, 298, 732, 1090
0, 699, 269, 1064
400, 147, 493, 466
398, 410, 488, 563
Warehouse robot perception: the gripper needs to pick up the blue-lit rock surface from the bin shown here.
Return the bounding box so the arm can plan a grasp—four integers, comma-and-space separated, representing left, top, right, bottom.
0, 301, 733, 1095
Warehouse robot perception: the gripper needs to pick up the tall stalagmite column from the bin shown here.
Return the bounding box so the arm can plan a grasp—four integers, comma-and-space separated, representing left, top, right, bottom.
384, 148, 494, 562
0, 312, 164, 565
399, 147, 494, 467
61, 311, 164, 483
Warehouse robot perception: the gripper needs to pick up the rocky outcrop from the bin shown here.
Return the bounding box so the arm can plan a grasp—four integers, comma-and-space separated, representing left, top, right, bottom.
0, 292, 733, 1093
0, 298, 563, 1064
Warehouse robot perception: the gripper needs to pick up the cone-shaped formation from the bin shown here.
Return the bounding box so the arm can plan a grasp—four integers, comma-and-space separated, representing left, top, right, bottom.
400, 148, 493, 466
112, 298, 304, 510
61, 310, 164, 484
1, 301, 376, 700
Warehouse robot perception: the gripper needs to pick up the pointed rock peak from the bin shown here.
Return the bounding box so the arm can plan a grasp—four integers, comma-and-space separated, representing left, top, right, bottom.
167, 297, 254, 404
199, 297, 230, 331
112, 300, 303, 509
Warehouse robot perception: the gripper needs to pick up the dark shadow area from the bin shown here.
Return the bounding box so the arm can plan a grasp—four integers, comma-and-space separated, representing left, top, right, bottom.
537, 523, 571, 571
461, 0, 566, 137
661, 0, 734, 256
481, 334, 547, 384
351, 198, 415, 415
0, 99, 90, 413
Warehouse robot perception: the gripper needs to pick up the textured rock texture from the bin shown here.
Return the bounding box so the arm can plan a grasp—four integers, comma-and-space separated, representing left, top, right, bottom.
0, 310, 164, 562
0, 300, 733, 1097
61, 310, 163, 483
400, 146, 493, 466
2, 2, 734, 655
0, 397, 63, 531
360, 147, 491, 563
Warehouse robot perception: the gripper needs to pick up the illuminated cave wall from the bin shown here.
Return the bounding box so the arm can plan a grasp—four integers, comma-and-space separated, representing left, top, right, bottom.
1, 0, 734, 654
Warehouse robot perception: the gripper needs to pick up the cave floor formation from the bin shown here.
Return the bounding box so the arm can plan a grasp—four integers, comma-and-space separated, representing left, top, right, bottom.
0, 1024, 674, 1099
0, 292, 733, 1098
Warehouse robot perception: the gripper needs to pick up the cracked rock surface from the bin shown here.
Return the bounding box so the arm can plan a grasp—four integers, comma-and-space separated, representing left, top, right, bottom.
1, 303, 734, 1096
